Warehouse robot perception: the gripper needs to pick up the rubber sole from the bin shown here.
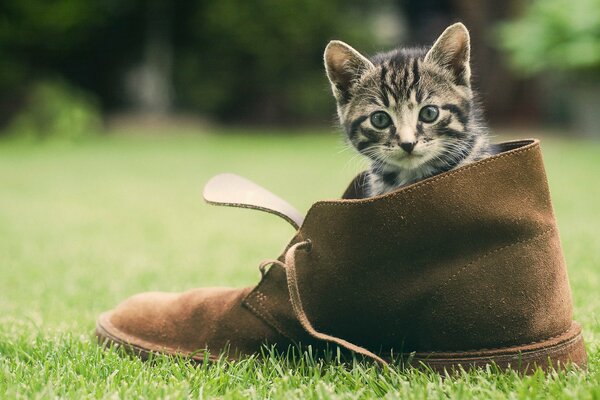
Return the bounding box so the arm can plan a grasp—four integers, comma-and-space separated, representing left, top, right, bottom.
407, 322, 587, 373
96, 315, 586, 373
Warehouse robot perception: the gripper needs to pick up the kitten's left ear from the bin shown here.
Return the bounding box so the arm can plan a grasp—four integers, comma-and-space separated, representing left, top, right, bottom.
424, 23, 471, 86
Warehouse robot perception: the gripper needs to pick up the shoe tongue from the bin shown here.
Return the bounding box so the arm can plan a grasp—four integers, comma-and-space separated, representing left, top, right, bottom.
203, 173, 304, 230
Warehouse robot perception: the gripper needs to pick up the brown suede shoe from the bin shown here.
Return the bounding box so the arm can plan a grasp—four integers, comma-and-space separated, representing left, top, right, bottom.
96, 139, 587, 372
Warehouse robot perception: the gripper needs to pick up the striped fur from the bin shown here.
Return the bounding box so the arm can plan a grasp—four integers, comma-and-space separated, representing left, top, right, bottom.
325, 23, 491, 197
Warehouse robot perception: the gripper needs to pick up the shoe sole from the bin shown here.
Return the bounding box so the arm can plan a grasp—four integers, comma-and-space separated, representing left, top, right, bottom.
95, 312, 221, 362
96, 313, 586, 373
407, 321, 587, 373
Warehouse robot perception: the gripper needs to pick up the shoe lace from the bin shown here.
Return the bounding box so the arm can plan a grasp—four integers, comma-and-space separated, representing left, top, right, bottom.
259, 240, 389, 366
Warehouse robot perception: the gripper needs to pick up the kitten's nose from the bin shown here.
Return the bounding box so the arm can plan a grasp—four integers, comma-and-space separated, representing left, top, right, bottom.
400, 142, 416, 154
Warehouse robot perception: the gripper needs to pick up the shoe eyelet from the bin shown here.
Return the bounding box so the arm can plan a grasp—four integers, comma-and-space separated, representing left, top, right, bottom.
304, 239, 312, 252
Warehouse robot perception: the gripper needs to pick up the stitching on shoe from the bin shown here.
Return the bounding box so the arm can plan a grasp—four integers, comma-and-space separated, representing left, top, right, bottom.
423, 227, 561, 353
242, 234, 303, 340
244, 290, 296, 341
244, 291, 279, 334
430, 227, 555, 302
364, 141, 538, 202
305, 141, 540, 217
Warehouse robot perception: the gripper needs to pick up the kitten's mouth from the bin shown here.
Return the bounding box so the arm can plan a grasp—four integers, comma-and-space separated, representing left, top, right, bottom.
385, 151, 425, 168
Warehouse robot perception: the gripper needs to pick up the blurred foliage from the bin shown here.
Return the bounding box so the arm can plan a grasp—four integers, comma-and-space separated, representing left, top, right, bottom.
5, 80, 102, 142
0, 0, 140, 127
0, 0, 382, 127
175, 0, 379, 122
0, 0, 136, 91
497, 0, 600, 75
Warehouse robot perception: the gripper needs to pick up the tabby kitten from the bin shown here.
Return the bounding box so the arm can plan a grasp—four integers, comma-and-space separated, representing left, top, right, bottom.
324, 23, 491, 197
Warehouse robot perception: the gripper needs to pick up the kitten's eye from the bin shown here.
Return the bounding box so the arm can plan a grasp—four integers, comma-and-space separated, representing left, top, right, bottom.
419, 105, 439, 123
370, 111, 392, 129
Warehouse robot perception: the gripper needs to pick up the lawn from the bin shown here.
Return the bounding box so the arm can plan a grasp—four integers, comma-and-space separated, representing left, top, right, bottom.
1, 127, 599, 399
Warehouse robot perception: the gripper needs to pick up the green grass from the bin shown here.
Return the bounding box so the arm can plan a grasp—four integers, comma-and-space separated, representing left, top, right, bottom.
1, 128, 599, 399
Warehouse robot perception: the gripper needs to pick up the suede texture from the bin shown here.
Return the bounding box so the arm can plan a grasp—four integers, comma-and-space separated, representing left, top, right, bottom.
97, 139, 584, 368
244, 139, 573, 353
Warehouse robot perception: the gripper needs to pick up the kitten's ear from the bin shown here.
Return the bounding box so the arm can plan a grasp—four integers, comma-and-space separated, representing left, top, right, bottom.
324, 40, 374, 102
424, 23, 471, 86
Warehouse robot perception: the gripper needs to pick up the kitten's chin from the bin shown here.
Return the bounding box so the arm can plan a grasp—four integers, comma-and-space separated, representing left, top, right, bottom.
386, 153, 426, 169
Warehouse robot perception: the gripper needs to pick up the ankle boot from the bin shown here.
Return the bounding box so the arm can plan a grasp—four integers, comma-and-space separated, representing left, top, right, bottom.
96, 139, 586, 372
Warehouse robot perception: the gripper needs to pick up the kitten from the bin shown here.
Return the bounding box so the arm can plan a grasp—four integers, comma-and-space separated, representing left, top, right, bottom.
324, 23, 491, 197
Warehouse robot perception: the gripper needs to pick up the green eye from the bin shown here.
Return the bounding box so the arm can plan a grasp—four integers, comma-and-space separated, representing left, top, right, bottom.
370, 111, 392, 129
419, 105, 439, 123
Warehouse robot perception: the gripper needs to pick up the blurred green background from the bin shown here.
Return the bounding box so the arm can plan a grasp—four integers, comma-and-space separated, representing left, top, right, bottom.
1, 0, 600, 139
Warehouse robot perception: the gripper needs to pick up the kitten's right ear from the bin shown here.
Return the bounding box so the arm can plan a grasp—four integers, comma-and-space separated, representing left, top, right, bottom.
424, 23, 471, 86
324, 40, 374, 103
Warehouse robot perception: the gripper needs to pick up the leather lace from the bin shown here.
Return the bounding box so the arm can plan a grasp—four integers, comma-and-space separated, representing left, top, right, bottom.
260, 240, 389, 366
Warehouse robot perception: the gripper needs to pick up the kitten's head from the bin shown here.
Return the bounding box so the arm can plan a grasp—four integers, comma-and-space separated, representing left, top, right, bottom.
325, 23, 482, 172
